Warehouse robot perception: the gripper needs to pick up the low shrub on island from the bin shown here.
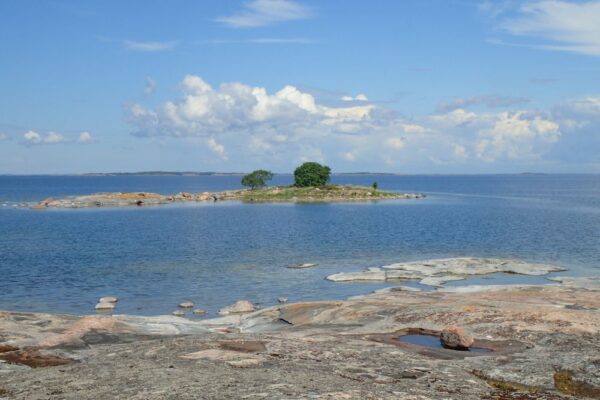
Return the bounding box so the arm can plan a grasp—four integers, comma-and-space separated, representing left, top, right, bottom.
241, 170, 274, 190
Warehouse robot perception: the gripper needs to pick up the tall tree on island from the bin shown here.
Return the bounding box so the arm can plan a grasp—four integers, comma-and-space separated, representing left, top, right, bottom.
241, 170, 274, 190
294, 162, 331, 187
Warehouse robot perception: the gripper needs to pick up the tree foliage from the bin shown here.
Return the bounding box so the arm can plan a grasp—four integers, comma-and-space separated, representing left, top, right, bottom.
241, 169, 274, 189
293, 162, 331, 187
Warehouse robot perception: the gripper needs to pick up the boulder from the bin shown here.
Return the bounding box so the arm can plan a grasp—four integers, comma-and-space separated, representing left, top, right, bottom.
192, 309, 206, 315
218, 300, 256, 316
277, 297, 289, 304
172, 310, 185, 317
99, 296, 118, 303
95, 302, 115, 311
440, 325, 474, 350
178, 302, 194, 308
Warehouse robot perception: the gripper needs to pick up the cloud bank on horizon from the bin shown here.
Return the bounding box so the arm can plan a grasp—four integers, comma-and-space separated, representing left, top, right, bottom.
0, 0, 599, 173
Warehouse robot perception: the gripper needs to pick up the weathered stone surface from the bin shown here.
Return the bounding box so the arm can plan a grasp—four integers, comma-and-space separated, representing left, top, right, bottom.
440, 326, 474, 350
1, 280, 600, 399
327, 257, 565, 285
178, 302, 194, 309
218, 300, 256, 315
192, 309, 206, 315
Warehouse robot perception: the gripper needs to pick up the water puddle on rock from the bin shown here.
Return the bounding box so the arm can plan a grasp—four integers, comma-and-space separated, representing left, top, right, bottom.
398, 334, 492, 353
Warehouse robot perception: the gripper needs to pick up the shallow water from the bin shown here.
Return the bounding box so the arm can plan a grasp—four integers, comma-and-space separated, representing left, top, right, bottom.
1, 174, 599, 316
398, 335, 491, 353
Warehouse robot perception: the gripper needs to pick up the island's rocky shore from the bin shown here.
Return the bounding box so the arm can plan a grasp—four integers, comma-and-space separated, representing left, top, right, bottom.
30, 186, 425, 209
1, 258, 599, 399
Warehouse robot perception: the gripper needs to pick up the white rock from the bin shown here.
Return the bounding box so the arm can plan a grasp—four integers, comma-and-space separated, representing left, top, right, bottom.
95, 302, 115, 310
277, 297, 289, 303
326, 271, 387, 282
99, 296, 118, 303
178, 301, 194, 308
218, 300, 256, 315
172, 310, 186, 317
287, 263, 317, 269
192, 309, 207, 315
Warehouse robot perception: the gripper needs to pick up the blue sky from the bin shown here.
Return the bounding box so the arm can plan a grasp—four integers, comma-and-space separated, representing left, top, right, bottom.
0, 0, 599, 174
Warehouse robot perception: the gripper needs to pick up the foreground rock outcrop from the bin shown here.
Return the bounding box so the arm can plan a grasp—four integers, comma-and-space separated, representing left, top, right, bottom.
1, 278, 599, 399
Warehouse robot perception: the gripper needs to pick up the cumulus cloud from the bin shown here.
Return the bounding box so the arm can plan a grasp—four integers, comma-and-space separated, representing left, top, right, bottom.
23, 131, 67, 145
341, 94, 369, 102
124, 40, 178, 52
126, 75, 581, 168
207, 137, 228, 159
21, 130, 94, 146
216, 0, 312, 28
490, 0, 600, 56
385, 137, 405, 150
436, 95, 530, 112
78, 131, 94, 143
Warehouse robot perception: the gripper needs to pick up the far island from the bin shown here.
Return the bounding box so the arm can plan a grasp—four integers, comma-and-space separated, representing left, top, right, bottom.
31, 162, 426, 209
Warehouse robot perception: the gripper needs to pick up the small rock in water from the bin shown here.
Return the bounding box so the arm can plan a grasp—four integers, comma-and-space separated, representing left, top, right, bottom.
192, 309, 206, 315
95, 302, 115, 311
278, 297, 289, 304
440, 325, 474, 350
178, 301, 194, 308
219, 300, 256, 315
99, 296, 118, 303
287, 263, 317, 269
172, 310, 186, 317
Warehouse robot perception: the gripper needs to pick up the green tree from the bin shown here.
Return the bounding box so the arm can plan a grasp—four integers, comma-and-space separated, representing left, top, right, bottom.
372, 182, 378, 190
294, 162, 331, 187
241, 170, 274, 189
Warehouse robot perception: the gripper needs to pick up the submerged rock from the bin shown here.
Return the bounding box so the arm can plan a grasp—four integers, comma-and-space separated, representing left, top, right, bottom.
192, 309, 206, 315
440, 325, 474, 350
218, 300, 256, 315
172, 310, 185, 317
277, 297, 289, 304
287, 263, 317, 269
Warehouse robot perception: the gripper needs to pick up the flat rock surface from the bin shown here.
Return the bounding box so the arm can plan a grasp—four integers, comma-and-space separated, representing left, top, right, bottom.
1, 282, 599, 399
327, 257, 566, 285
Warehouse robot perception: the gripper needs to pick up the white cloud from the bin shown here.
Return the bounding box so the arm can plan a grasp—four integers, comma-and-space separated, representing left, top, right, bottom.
124, 40, 178, 52
200, 37, 314, 45
342, 151, 356, 161
0, 133, 9, 141
341, 94, 369, 102
127, 75, 377, 141
216, 0, 313, 28
144, 77, 156, 95
475, 112, 560, 161
385, 137, 405, 150
494, 0, 600, 56
78, 131, 94, 143
23, 130, 67, 145
126, 75, 579, 169
207, 137, 228, 159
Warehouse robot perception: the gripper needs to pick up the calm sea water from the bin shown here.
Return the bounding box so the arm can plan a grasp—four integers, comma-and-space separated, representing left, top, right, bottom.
1, 174, 599, 316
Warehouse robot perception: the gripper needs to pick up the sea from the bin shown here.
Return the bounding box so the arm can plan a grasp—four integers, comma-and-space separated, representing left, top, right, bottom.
1, 174, 599, 316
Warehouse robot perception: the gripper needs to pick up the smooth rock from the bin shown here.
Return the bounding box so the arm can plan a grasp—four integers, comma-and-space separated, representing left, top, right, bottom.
287, 263, 317, 269
172, 310, 186, 317
219, 300, 256, 315
95, 302, 115, 310
178, 302, 194, 308
277, 297, 289, 304
99, 296, 118, 303
440, 325, 474, 350
192, 309, 206, 315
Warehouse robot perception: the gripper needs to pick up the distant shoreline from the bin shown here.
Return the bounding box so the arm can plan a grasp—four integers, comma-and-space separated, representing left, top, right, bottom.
2, 172, 598, 177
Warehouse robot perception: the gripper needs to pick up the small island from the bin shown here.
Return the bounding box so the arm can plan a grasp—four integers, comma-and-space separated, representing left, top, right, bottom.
31, 162, 425, 209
